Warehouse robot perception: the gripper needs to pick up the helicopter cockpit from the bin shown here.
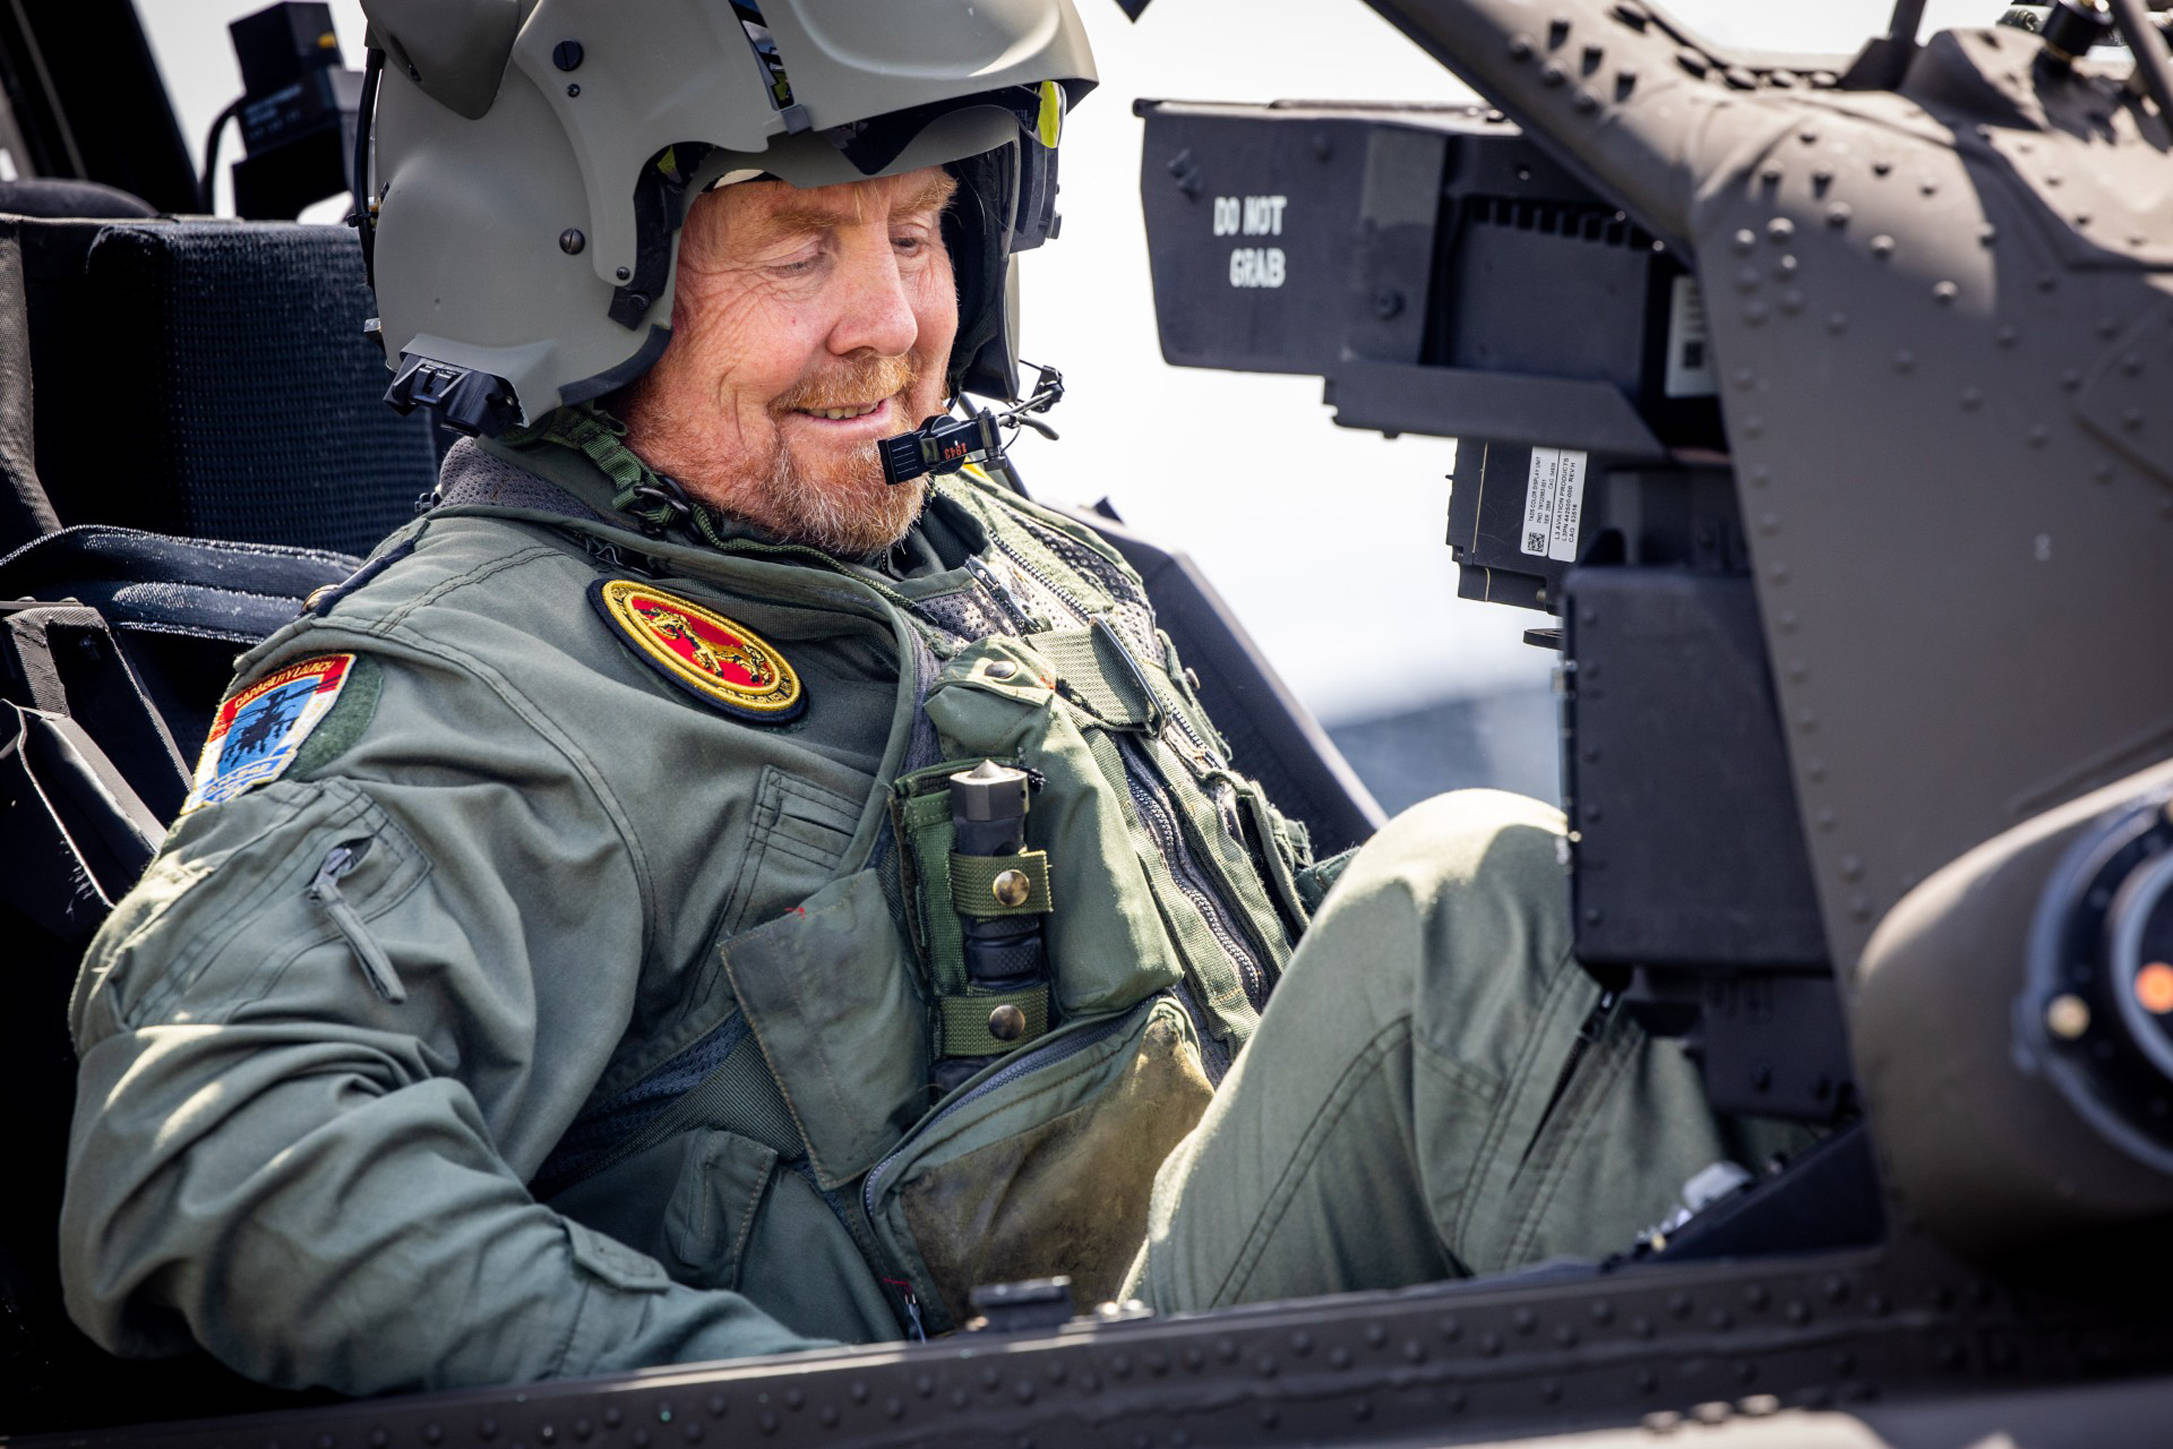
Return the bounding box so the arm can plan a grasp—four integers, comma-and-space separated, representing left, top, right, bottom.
7, 1, 2173, 1445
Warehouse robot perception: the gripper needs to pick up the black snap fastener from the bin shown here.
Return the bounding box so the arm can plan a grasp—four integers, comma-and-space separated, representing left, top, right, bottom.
989, 1004, 1028, 1041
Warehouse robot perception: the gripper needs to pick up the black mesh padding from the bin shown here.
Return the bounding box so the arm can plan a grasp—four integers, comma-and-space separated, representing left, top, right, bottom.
48, 222, 435, 557
911, 584, 1010, 645
1013, 514, 1162, 659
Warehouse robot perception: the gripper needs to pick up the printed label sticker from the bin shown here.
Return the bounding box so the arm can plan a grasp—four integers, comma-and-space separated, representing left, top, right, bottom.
1519, 447, 1589, 563
1664, 275, 1719, 399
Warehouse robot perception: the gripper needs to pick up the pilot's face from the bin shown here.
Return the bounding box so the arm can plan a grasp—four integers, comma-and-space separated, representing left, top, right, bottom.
617, 167, 960, 558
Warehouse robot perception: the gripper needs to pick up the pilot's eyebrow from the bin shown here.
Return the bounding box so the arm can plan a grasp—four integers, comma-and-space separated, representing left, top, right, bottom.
895, 172, 960, 219
760, 174, 959, 239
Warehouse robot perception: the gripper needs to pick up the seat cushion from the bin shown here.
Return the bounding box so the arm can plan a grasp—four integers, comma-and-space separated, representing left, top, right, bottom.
40, 221, 437, 557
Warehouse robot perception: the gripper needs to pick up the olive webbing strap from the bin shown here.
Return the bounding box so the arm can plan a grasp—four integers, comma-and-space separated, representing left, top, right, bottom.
1082, 728, 1260, 1044
511, 406, 648, 493
937, 989, 1051, 1057
948, 849, 1051, 918
1236, 781, 1315, 942
1033, 628, 1157, 730
507, 404, 733, 542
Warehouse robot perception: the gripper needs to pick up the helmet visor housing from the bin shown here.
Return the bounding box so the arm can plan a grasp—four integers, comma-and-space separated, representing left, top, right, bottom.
362, 0, 1094, 433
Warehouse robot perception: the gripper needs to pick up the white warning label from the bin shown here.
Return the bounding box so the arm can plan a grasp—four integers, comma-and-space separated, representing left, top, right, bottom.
1663, 275, 1718, 399
1520, 447, 1588, 562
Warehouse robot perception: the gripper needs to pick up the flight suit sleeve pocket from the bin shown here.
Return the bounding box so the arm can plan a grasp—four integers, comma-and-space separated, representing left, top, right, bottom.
720, 868, 928, 1191
92, 778, 429, 1033
660, 1129, 780, 1292
564, 1219, 671, 1293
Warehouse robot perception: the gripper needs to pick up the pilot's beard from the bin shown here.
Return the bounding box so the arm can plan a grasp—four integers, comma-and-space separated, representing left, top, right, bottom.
733, 354, 931, 560
749, 433, 928, 562
619, 354, 935, 560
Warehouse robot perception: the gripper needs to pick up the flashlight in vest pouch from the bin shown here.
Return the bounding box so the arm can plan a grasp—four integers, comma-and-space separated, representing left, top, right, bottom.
933, 761, 1051, 1093
950, 761, 1047, 991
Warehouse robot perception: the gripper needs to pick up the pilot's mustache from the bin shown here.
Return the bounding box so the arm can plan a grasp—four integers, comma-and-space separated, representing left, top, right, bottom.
773, 355, 919, 414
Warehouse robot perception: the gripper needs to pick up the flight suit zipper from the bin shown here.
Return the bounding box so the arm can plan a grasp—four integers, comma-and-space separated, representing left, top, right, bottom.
987, 529, 1087, 629
1116, 737, 1269, 1010
880, 1279, 927, 1342
964, 554, 1045, 636
306, 841, 406, 1003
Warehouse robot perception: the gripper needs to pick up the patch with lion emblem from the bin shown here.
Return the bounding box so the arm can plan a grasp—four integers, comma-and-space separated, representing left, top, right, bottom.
589, 579, 805, 723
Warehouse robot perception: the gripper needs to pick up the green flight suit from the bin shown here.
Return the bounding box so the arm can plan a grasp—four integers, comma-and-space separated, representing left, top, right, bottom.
60, 424, 1745, 1396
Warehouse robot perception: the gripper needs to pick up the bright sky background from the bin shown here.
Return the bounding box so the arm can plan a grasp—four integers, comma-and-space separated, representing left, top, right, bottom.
144, 0, 2001, 723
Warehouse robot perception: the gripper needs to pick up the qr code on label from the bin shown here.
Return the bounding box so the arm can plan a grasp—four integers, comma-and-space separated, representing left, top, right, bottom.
1526, 532, 1547, 552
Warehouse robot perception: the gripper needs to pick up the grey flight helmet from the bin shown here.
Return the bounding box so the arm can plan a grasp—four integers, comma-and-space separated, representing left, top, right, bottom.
354, 0, 1097, 436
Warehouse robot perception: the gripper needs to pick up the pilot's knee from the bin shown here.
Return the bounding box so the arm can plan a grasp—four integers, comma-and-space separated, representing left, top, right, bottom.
1328, 789, 1565, 920
1290, 789, 1569, 1002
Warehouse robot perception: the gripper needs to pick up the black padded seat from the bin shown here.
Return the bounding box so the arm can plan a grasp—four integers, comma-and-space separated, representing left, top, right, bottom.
0, 178, 156, 220
29, 219, 438, 557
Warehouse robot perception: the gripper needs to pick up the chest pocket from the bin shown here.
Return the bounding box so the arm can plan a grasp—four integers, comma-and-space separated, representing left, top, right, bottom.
715, 766, 864, 937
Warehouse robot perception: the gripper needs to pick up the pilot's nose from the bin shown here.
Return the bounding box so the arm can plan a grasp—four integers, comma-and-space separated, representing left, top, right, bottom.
827, 242, 920, 362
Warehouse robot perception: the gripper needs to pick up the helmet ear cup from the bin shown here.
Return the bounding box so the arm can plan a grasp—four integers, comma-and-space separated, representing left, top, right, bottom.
943, 145, 1021, 403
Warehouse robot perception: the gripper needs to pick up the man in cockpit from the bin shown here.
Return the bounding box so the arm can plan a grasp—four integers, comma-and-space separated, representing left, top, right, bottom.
58, 0, 1774, 1394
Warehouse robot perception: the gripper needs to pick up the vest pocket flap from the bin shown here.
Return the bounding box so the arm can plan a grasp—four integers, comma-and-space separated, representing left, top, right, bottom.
720, 867, 928, 1191
921, 647, 1186, 1017
1031, 626, 1157, 731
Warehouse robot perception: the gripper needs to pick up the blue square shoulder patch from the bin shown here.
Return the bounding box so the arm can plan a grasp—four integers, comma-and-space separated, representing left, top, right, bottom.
183, 654, 357, 813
